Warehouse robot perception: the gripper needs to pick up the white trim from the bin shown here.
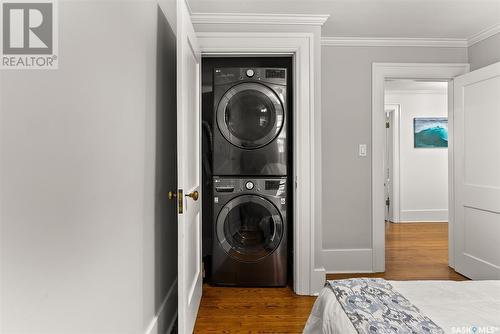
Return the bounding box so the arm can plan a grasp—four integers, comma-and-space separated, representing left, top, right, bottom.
191, 13, 329, 26
196, 31, 324, 295
467, 23, 500, 47
321, 25, 500, 47
144, 279, 178, 334
311, 268, 326, 296
385, 90, 447, 95
372, 63, 470, 272
396, 221, 449, 224
399, 209, 448, 222
321, 37, 467, 48
322, 249, 373, 273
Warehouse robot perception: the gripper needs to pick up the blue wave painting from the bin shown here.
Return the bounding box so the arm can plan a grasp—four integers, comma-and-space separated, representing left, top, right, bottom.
414, 117, 448, 148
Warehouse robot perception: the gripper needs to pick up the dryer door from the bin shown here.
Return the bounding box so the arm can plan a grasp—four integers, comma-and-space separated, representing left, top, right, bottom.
217, 82, 284, 149
217, 194, 284, 262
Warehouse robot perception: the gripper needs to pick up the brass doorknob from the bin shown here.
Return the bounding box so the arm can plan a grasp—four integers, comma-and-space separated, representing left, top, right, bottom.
168, 191, 177, 200
185, 190, 199, 201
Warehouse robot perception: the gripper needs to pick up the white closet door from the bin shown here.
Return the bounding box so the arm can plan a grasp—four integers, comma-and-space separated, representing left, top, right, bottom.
176, 0, 202, 332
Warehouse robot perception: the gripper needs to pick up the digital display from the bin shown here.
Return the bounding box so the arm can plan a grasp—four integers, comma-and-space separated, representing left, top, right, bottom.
265, 180, 281, 190
216, 186, 234, 193
265, 69, 285, 79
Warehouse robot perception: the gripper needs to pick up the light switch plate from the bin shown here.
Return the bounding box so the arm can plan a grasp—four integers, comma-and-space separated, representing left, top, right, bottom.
359, 144, 367, 157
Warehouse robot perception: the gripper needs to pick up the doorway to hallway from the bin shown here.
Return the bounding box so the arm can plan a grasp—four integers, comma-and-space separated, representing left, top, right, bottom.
382, 79, 454, 278
383, 80, 449, 225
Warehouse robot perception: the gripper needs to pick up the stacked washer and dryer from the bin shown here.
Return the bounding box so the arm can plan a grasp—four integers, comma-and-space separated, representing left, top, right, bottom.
211, 67, 289, 286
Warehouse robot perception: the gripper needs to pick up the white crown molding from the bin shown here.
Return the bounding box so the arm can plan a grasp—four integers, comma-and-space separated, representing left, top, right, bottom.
321, 37, 468, 48
190, 12, 329, 26
321, 23, 500, 48
467, 22, 500, 47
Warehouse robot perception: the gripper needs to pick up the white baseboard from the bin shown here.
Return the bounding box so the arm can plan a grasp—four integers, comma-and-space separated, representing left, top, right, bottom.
144, 279, 178, 334
399, 209, 448, 222
311, 267, 326, 295
322, 248, 373, 273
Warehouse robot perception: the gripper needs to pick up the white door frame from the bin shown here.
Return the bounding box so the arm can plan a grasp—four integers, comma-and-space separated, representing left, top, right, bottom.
384, 104, 401, 223
372, 63, 469, 272
196, 32, 323, 295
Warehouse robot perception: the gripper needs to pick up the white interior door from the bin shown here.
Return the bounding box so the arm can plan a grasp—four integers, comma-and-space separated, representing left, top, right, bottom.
384, 104, 400, 223
453, 61, 500, 279
384, 110, 393, 221
177, 0, 202, 332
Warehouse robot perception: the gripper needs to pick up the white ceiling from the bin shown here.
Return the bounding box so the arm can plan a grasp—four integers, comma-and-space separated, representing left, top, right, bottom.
188, 0, 500, 39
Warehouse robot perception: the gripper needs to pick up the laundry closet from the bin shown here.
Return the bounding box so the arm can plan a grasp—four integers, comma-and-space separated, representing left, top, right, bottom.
201, 57, 294, 286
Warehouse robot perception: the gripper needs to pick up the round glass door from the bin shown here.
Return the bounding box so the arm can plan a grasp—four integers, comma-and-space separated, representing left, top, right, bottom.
216, 195, 284, 262
217, 82, 284, 149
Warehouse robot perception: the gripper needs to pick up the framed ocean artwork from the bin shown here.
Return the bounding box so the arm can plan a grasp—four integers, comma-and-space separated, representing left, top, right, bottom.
413, 117, 448, 148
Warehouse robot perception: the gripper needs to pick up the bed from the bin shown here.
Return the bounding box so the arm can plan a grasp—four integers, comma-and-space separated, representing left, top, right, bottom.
304, 279, 500, 334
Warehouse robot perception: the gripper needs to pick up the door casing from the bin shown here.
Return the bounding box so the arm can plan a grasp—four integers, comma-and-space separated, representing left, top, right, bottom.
372, 63, 470, 272
196, 32, 325, 295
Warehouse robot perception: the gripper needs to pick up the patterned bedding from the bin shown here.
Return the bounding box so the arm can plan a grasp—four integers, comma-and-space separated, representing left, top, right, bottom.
327, 278, 443, 334
303, 279, 500, 334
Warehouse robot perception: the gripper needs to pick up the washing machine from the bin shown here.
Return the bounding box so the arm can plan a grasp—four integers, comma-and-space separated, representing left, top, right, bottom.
213, 67, 288, 176
212, 176, 287, 286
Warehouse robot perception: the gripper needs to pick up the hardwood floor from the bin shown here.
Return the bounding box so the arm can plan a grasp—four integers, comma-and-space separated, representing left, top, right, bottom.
328, 222, 468, 281
193, 285, 315, 333
194, 222, 467, 333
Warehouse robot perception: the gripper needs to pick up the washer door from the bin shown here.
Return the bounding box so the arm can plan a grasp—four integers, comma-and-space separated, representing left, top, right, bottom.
217, 195, 284, 262
217, 82, 284, 149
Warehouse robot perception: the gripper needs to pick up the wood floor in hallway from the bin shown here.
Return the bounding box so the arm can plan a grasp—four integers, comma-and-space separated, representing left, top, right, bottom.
193, 222, 467, 333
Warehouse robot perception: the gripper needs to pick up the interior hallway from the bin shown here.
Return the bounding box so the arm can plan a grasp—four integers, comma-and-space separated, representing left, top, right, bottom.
193, 222, 467, 333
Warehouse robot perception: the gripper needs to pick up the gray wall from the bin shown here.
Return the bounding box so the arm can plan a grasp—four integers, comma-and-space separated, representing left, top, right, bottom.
0, 1, 173, 333
321, 46, 467, 269
468, 32, 500, 70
